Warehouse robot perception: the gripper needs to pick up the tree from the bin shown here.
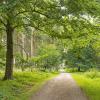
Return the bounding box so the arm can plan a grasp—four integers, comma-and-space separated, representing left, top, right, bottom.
0, 0, 99, 80
63, 32, 100, 71
37, 44, 61, 71
0, 0, 63, 80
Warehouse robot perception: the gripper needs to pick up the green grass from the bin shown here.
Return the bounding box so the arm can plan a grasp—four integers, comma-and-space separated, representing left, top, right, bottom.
72, 72, 100, 100
0, 71, 58, 100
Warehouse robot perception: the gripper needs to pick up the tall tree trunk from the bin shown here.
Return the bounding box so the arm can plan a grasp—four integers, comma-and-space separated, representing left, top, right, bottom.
31, 34, 36, 57
3, 20, 14, 80
31, 34, 33, 57
21, 33, 25, 57
78, 66, 81, 72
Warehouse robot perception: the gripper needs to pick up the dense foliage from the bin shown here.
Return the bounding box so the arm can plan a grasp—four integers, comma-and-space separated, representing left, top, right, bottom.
0, 0, 100, 79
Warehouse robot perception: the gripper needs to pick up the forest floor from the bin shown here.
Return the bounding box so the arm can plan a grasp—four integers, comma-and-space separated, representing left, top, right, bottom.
31, 73, 88, 100
0, 71, 58, 100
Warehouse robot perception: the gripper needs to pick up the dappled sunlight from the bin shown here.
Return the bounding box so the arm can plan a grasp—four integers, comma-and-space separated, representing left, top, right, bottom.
0, 0, 99, 99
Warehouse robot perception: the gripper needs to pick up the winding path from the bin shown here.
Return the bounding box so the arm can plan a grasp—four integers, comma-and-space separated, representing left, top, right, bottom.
31, 73, 88, 100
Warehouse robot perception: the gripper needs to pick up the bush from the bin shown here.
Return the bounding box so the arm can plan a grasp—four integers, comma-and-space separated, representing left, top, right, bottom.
65, 68, 78, 73
85, 69, 100, 79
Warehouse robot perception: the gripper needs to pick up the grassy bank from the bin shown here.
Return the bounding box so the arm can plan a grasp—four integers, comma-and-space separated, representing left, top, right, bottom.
0, 71, 58, 100
72, 72, 100, 100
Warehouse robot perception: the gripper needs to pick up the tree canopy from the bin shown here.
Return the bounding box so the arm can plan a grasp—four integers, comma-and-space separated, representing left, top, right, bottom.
0, 0, 100, 80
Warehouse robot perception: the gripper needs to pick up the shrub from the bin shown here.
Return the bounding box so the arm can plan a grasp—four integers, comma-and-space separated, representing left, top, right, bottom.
65, 68, 78, 73
85, 69, 100, 79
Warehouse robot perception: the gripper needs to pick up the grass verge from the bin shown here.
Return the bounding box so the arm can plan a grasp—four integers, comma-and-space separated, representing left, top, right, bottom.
0, 71, 58, 100
72, 72, 100, 100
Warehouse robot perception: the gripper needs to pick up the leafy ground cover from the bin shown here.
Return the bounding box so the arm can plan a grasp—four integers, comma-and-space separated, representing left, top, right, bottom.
0, 71, 58, 100
72, 71, 100, 100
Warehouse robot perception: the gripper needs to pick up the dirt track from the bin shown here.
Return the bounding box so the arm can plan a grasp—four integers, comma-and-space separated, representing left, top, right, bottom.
31, 73, 88, 100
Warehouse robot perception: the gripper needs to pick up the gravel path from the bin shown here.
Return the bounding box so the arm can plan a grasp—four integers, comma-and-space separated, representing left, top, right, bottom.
31, 73, 88, 100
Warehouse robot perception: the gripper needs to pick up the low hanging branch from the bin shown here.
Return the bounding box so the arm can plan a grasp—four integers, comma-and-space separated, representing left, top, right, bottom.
0, 18, 6, 26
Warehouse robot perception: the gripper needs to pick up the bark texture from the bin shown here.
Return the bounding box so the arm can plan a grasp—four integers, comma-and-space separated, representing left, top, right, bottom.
3, 20, 14, 80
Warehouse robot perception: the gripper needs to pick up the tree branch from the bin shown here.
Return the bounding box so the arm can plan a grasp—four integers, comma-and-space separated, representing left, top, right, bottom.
13, 23, 45, 32
0, 18, 6, 26
14, 10, 28, 17
14, 8, 58, 20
